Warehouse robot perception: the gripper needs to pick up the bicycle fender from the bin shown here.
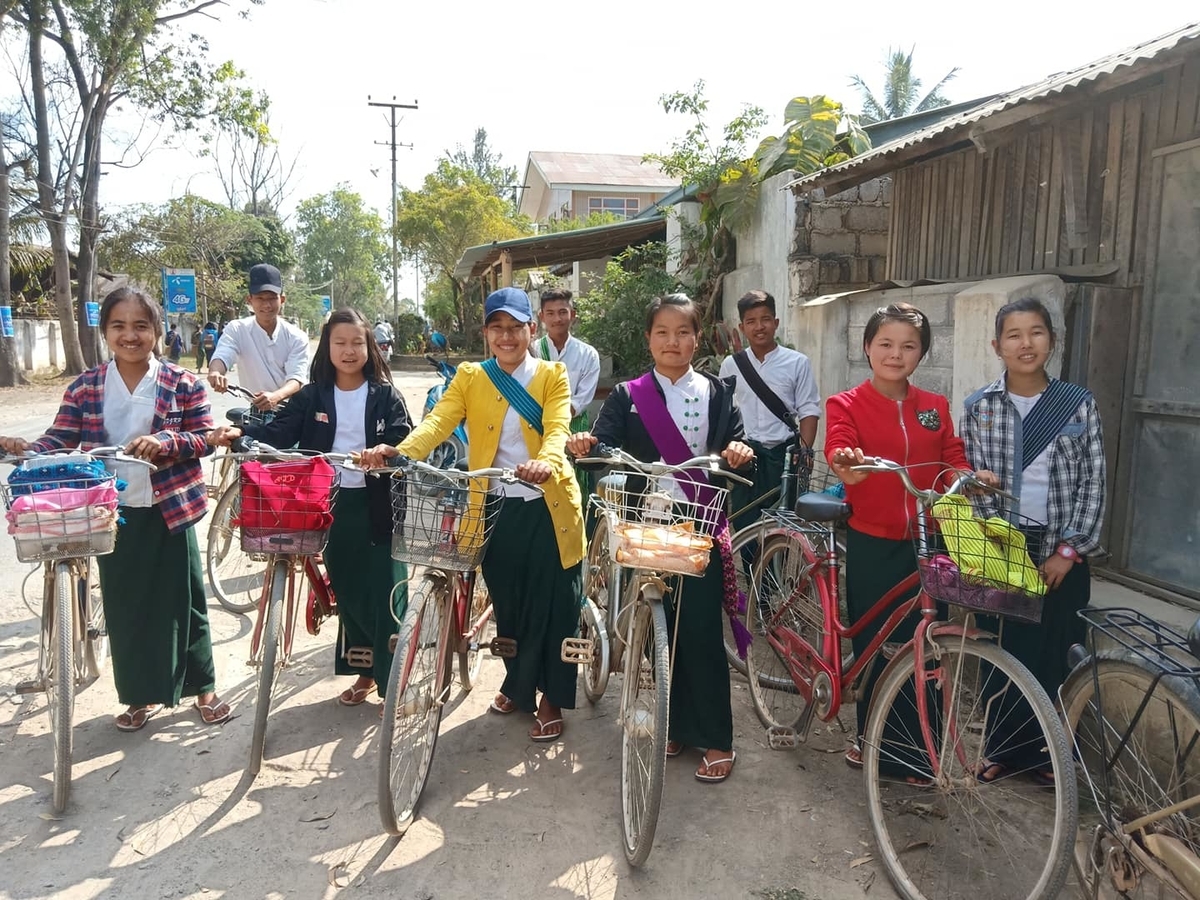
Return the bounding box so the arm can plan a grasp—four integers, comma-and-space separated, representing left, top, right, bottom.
927, 621, 996, 642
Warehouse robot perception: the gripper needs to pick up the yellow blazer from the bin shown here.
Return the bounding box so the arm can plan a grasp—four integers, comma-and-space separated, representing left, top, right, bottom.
397, 360, 586, 570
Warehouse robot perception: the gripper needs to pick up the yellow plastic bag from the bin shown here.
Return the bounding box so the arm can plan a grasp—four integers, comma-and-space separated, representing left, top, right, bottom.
931, 495, 1047, 597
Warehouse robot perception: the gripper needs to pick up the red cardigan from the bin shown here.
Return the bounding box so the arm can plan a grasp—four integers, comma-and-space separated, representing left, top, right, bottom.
824, 380, 970, 540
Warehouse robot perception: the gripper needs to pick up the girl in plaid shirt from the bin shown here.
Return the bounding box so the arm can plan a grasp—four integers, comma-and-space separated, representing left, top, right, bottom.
0, 288, 228, 733
961, 297, 1105, 784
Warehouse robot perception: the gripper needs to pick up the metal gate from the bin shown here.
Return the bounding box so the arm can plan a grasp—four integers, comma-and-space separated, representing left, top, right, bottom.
1119, 139, 1200, 598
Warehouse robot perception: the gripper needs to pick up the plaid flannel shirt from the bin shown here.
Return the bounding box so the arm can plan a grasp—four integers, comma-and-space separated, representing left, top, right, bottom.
960, 375, 1106, 559
30, 361, 214, 534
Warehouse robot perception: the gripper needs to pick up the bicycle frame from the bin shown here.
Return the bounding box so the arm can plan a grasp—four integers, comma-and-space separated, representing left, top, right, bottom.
248, 554, 331, 663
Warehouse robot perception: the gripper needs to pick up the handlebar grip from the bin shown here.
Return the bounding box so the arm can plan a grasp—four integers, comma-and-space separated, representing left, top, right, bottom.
231, 435, 256, 454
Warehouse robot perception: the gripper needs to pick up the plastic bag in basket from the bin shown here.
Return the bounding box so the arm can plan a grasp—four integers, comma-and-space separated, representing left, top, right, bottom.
236, 458, 336, 535
931, 494, 1046, 597
612, 521, 712, 575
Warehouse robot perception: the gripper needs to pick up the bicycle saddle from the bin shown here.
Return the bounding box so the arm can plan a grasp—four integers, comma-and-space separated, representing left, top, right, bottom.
226, 406, 248, 425
794, 491, 852, 523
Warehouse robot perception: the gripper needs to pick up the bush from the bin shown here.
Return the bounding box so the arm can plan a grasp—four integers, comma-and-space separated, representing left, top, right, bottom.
393, 313, 426, 354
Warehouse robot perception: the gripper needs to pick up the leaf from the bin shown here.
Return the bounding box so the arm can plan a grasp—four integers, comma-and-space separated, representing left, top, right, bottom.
38, 813, 61, 821
850, 855, 874, 868
301, 808, 337, 823
328, 865, 351, 888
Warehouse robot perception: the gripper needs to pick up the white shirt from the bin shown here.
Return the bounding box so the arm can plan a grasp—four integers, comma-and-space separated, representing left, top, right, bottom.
532, 334, 600, 417
373, 323, 392, 343
490, 354, 541, 501
1009, 391, 1051, 525
103, 359, 159, 506
210, 315, 309, 394
333, 383, 369, 489
718, 345, 821, 447
651, 368, 711, 502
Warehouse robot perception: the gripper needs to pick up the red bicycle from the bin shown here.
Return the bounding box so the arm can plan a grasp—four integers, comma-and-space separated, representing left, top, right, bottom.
740, 456, 1076, 900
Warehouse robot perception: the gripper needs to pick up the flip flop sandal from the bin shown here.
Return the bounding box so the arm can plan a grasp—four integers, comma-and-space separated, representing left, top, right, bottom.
338, 685, 373, 707
195, 697, 232, 725
488, 694, 517, 715
845, 744, 863, 770
116, 704, 164, 732
974, 761, 1009, 784
695, 751, 737, 783
529, 717, 564, 743
666, 741, 685, 758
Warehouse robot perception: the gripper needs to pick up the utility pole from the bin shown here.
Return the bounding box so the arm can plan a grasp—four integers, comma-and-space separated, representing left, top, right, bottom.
367, 95, 417, 323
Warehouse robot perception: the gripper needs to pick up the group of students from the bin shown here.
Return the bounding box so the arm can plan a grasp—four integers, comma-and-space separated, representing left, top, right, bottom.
0, 266, 1105, 793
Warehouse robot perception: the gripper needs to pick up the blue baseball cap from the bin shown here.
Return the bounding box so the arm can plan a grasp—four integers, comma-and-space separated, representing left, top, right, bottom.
484, 287, 533, 324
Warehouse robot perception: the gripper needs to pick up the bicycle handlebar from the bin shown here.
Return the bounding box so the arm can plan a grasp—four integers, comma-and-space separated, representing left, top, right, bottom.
849, 456, 1018, 504
574, 443, 754, 487
378, 454, 546, 493
0, 446, 156, 470
221, 439, 360, 470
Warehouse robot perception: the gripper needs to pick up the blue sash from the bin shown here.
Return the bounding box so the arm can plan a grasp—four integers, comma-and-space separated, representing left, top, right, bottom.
481, 358, 544, 435
1020, 379, 1090, 471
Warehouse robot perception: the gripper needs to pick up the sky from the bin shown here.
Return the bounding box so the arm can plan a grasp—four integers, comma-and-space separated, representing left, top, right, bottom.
90, 0, 1197, 302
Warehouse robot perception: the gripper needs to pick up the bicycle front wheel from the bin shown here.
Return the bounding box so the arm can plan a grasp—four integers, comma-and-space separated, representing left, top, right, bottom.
248, 560, 288, 776
378, 574, 447, 836
50, 562, 76, 813
1061, 652, 1200, 899
207, 483, 263, 614
619, 591, 669, 867
863, 634, 1075, 900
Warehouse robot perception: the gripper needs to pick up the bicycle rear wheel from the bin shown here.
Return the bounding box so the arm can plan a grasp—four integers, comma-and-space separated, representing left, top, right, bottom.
581, 515, 615, 702
248, 560, 288, 776
207, 483, 263, 614
82, 560, 109, 684
744, 532, 826, 731
49, 562, 75, 813
619, 591, 669, 867
378, 574, 447, 836
457, 574, 490, 692
863, 634, 1076, 900
1061, 653, 1200, 899
723, 526, 759, 676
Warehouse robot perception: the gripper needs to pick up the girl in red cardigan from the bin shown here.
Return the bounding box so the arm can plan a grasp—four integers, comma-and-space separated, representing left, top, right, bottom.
825, 303, 993, 776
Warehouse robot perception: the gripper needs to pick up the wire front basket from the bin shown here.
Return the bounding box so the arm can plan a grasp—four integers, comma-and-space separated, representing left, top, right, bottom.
914, 493, 1047, 624
389, 469, 499, 571
602, 472, 729, 578
2, 458, 120, 562
237, 458, 339, 555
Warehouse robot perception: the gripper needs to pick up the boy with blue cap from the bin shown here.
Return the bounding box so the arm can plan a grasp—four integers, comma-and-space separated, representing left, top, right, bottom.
361, 287, 584, 742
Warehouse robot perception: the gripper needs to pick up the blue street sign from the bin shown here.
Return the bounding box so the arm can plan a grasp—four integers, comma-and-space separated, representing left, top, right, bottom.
162, 268, 197, 314
0, 307, 12, 338
321, 296, 332, 313
84, 302, 100, 328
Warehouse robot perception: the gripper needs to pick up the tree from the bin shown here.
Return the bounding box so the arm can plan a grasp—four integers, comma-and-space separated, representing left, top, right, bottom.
443, 127, 519, 203
0, 2, 29, 385
212, 106, 298, 217
294, 185, 388, 312
850, 47, 959, 124
540, 210, 624, 234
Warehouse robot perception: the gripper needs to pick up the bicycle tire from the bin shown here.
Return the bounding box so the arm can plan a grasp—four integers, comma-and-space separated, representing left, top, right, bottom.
582, 516, 615, 702
378, 575, 447, 836
744, 533, 825, 731
207, 482, 263, 614
82, 560, 109, 684
248, 560, 288, 776
619, 592, 669, 867
1061, 652, 1200, 899
580, 597, 610, 704
457, 575, 491, 692
722, 526, 760, 676
50, 562, 75, 813
863, 635, 1076, 900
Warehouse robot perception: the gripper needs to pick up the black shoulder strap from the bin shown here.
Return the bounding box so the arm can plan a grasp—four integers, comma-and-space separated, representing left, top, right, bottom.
731, 350, 799, 437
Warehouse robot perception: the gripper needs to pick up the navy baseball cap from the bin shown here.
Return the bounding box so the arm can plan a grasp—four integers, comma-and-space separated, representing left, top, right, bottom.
249, 263, 283, 295
484, 287, 533, 323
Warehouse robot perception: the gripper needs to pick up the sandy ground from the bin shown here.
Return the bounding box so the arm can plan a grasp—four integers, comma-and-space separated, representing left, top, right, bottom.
0, 370, 896, 900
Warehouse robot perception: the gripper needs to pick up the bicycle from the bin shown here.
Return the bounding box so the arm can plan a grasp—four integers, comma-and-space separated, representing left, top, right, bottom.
376, 457, 522, 837
206, 384, 286, 614
223, 440, 346, 775
1, 446, 153, 812
564, 445, 751, 867
740, 456, 1077, 900
1062, 606, 1200, 899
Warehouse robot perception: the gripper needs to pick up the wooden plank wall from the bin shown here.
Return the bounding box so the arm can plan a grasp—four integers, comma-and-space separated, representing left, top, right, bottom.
887, 57, 1200, 285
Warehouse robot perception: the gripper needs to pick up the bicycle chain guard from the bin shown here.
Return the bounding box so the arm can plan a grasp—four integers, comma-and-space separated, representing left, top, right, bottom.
561, 636, 593, 664
488, 636, 517, 658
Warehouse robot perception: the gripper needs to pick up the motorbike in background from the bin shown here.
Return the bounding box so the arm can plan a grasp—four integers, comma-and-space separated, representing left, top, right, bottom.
421, 354, 468, 475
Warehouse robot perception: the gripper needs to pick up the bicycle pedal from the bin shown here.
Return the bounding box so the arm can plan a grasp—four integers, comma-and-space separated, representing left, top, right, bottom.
767, 726, 799, 751
560, 637, 593, 664
14, 678, 45, 695
638, 663, 655, 690
488, 637, 518, 658
344, 647, 373, 668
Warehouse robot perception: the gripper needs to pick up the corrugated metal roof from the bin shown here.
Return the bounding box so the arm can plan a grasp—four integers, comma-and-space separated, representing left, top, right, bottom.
528, 151, 678, 188
789, 22, 1200, 191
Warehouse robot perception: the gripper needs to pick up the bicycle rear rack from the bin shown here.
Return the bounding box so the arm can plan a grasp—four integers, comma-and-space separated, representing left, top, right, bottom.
1078, 607, 1200, 684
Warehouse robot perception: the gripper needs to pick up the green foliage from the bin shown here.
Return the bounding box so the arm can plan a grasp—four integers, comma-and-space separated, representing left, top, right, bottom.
851, 47, 959, 124
393, 312, 426, 354
421, 275, 458, 331
443, 127, 519, 202
576, 242, 679, 376
541, 211, 625, 234
295, 184, 388, 310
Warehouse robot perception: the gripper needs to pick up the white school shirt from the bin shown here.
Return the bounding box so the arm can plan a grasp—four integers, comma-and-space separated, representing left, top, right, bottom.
718, 345, 821, 447
332, 383, 369, 489
490, 353, 541, 501
532, 334, 600, 416
103, 359, 159, 506
650, 368, 711, 503
209, 315, 309, 394
1008, 391, 1051, 525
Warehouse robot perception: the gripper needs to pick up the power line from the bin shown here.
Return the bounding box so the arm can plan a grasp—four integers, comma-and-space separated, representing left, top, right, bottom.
367, 95, 417, 322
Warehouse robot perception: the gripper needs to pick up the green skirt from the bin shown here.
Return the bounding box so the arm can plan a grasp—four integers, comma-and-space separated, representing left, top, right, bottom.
97, 506, 215, 707
323, 488, 407, 697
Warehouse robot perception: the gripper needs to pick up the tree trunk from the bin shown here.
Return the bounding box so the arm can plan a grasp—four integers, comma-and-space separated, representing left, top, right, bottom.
0, 143, 27, 387
75, 104, 105, 368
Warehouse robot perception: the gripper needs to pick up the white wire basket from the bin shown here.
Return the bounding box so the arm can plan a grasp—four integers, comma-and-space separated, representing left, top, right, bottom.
2, 462, 120, 563
389, 470, 499, 570
603, 472, 728, 577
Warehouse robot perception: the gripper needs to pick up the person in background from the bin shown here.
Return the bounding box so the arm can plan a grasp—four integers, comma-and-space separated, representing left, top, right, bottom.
373, 319, 393, 354
207, 263, 309, 412
195, 321, 218, 373
165, 325, 183, 363
719, 289, 820, 530
0, 287, 229, 732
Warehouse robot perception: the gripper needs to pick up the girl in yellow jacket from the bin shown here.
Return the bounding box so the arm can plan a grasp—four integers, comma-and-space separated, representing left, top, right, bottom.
362, 288, 585, 743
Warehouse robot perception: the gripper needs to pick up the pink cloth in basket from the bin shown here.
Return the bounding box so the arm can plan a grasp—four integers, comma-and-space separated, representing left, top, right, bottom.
6, 484, 120, 537
7, 483, 119, 518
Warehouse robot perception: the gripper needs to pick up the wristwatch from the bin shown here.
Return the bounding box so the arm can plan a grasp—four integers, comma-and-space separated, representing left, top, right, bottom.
1056, 544, 1080, 563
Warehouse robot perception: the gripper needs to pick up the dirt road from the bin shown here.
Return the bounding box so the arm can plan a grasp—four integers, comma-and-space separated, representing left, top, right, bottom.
0, 371, 891, 900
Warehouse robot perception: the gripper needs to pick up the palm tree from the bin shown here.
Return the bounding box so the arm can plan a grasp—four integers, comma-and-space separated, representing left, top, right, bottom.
851, 47, 959, 124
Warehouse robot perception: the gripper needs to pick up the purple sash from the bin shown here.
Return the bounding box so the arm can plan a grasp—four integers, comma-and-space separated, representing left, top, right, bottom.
626, 371, 752, 658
